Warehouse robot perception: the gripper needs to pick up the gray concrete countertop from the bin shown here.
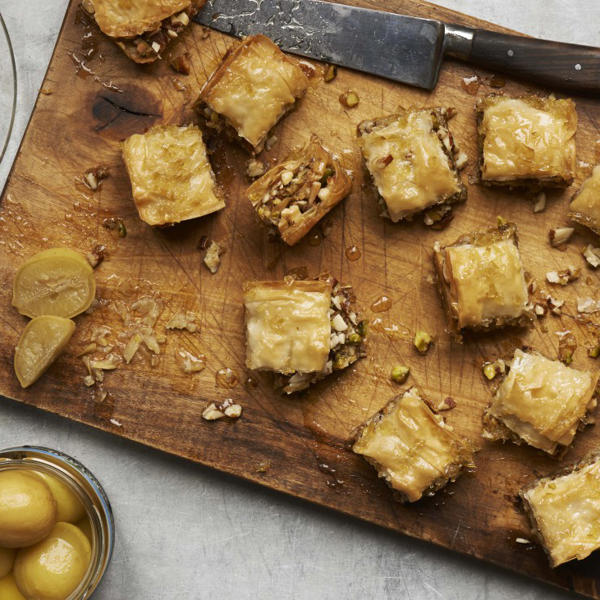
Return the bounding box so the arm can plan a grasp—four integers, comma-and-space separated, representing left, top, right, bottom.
0, 1, 598, 598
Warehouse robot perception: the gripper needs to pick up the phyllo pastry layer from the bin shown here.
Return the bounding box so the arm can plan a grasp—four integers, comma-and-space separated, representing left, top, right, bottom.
477, 95, 576, 187
247, 135, 352, 246
243, 277, 366, 394
483, 349, 598, 455
433, 223, 532, 336
122, 124, 224, 226
521, 454, 600, 567
90, 0, 203, 63
357, 108, 466, 223
353, 387, 475, 502
196, 35, 310, 152
569, 165, 600, 236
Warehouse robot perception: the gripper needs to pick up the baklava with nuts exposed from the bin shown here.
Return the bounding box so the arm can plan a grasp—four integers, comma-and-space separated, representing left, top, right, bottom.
569, 165, 600, 236
477, 95, 577, 188
357, 108, 466, 224
122, 124, 224, 226
352, 387, 475, 502
520, 453, 600, 567
87, 0, 204, 63
246, 135, 352, 246
433, 223, 532, 337
243, 277, 366, 394
483, 349, 598, 456
195, 35, 311, 153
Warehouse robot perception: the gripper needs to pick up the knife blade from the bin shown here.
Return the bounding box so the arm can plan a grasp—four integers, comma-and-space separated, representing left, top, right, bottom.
194, 0, 600, 93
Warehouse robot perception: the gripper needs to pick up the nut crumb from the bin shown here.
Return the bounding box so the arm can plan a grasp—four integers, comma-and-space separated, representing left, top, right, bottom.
583, 244, 600, 269
169, 52, 191, 75
339, 90, 359, 108
549, 226, 574, 247
203, 240, 224, 274
533, 192, 546, 213
482, 359, 506, 380
556, 331, 577, 365
202, 403, 225, 421
176, 349, 206, 373
86, 244, 106, 268
577, 297, 600, 314
324, 64, 337, 82
414, 330, 433, 354
390, 365, 410, 384
246, 158, 266, 179
83, 166, 109, 191
166, 311, 199, 333
265, 134, 278, 151
546, 266, 579, 286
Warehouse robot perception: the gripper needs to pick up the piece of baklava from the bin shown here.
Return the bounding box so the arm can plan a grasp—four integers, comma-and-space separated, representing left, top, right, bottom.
352, 387, 475, 502
122, 124, 224, 226
433, 223, 532, 337
483, 349, 598, 455
88, 0, 203, 63
477, 95, 577, 188
243, 277, 366, 394
356, 108, 466, 224
569, 165, 600, 235
246, 135, 352, 246
521, 454, 600, 567
195, 35, 311, 153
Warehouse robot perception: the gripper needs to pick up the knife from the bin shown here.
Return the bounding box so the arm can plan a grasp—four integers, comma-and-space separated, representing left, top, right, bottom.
194, 0, 600, 93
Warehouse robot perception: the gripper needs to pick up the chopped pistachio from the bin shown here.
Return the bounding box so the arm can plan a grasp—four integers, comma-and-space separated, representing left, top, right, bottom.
414, 330, 433, 354
496, 215, 507, 226
339, 90, 359, 108
390, 365, 410, 384
324, 64, 337, 82
482, 363, 497, 380
347, 332, 362, 344
588, 342, 600, 359
556, 331, 577, 365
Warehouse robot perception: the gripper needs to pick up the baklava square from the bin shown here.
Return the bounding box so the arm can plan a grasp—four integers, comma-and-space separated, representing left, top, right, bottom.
569, 165, 600, 236
357, 108, 466, 223
521, 454, 600, 567
246, 135, 352, 246
243, 277, 366, 394
352, 387, 475, 502
433, 223, 532, 336
483, 349, 597, 455
196, 35, 310, 153
477, 95, 577, 187
90, 0, 203, 63
122, 124, 224, 226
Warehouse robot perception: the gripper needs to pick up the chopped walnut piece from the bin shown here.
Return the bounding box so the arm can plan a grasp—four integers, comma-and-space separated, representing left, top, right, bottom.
83, 166, 109, 191
166, 311, 199, 333
202, 403, 225, 421
546, 295, 564, 315
86, 244, 106, 268
556, 331, 577, 365
436, 396, 457, 411
176, 349, 206, 373
583, 245, 600, 269
546, 266, 580, 286
577, 297, 600, 314
549, 226, 574, 247
246, 158, 266, 179
203, 241, 224, 274
169, 52, 191, 75
223, 403, 243, 418
339, 90, 359, 108
202, 399, 243, 421
534, 303, 547, 317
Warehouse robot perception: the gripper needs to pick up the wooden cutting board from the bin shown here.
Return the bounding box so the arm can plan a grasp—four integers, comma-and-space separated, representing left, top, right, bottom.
2, 0, 600, 595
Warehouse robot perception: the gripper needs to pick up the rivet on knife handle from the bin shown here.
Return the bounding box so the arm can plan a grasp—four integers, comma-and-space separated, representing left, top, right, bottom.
444, 24, 600, 94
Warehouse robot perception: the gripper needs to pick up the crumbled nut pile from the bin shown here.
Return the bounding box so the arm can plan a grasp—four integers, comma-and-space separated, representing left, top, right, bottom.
166, 311, 200, 333
546, 266, 580, 286
202, 398, 243, 421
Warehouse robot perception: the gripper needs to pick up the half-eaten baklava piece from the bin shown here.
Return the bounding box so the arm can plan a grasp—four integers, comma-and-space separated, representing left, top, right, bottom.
433, 223, 532, 338
243, 277, 366, 394
352, 387, 475, 503
195, 35, 311, 153
569, 165, 600, 236
246, 135, 352, 246
521, 453, 600, 567
477, 95, 577, 188
122, 124, 224, 226
88, 0, 204, 63
356, 108, 466, 224
483, 349, 598, 456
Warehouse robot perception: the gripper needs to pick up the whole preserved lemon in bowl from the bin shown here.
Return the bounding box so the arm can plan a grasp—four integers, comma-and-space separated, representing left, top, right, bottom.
0, 471, 56, 548
32, 472, 85, 524
0, 574, 26, 600
0, 546, 15, 577
14, 522, 91, 600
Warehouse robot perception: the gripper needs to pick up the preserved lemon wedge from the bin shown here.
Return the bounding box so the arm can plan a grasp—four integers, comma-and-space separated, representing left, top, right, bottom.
12, 248, 96, 318
14, 316, 76, 388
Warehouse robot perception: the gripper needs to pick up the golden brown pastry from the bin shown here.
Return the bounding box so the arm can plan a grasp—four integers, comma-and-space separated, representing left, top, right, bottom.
433, 223, 532, 338
521, 453, 600, 567
357, 108, 466, 224
569, 165, 600, 235
195, 35, 311, 153
353, 387, 475, 502
477, 95, 577, 188
483, 349, 598, 455
88, 0, 204, 63
243, 277, 366, 394
247, 135, 352, 245
122, 124, 224, 226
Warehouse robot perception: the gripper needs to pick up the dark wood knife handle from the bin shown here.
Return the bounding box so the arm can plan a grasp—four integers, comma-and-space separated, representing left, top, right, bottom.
445, 25, 600, 94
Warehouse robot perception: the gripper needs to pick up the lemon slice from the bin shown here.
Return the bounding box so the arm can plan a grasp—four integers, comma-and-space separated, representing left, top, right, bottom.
14, 316, 76, 388
12, 248, 95, 318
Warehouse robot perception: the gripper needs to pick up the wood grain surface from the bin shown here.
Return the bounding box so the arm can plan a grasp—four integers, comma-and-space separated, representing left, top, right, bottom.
1, 1, 600, 596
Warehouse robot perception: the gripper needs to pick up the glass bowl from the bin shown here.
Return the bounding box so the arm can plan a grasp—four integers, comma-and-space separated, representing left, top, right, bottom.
0, 12, 16, 168
0, 446, 115, 599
